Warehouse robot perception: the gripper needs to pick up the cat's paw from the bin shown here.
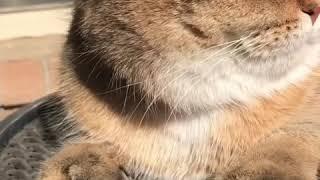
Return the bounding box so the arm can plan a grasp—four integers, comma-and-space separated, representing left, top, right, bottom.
39, 143, 128, 180
222, 159, 303, 180
220, 139, 319, 180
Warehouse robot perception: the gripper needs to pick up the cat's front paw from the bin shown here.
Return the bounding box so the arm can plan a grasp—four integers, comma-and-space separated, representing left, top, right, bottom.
222, 159, 302, 180
221, 137, 319, 180
39, 143, 128, 180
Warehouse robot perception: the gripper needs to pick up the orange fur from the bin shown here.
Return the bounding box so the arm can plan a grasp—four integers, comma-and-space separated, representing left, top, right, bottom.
40, 0, 320, 179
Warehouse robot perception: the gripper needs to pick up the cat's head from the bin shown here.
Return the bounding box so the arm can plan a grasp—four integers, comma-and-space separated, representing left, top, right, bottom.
173, 0, 320, 66
69, 0, 320, 112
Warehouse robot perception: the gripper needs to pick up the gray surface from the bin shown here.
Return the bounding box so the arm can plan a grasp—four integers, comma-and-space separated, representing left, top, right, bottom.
0, 119, 58, 180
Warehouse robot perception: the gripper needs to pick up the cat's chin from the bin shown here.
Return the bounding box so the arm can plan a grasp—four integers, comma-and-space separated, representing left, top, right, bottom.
150, 40, 320, 113
235, 28, 319, 78
233, 14, 318, 67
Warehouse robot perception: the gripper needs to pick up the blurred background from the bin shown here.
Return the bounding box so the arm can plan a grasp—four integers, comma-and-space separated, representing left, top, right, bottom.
0, 0, 73, 120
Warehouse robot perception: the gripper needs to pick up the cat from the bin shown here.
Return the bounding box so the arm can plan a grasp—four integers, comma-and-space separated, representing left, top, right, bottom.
40, 0, 320, 179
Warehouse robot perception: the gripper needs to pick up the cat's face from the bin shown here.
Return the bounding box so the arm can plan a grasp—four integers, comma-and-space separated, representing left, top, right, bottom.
134, 0, 319, 61
71, 0, 320, 111
140, 0, 320, 108
175, 0, 319, 59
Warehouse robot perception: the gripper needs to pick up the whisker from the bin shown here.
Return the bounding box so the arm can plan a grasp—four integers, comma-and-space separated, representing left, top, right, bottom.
162, 47, 256, 128
136, 33, 258, 126
159, 36, 264, 127
100, 35, 254, 95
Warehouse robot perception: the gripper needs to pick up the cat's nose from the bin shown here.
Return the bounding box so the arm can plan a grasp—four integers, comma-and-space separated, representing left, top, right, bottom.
310, 7, 320, 24
298, 0, 320, 24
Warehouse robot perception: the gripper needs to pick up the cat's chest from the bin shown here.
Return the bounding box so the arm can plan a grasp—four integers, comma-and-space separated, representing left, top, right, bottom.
121, 114, 225, 179
163, 114, 216, 143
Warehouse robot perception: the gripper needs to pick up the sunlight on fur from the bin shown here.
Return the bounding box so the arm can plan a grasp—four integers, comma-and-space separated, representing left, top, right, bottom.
39, 0, 320, 180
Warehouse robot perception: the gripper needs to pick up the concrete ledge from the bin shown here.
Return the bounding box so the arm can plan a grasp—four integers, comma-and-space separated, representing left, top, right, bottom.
0, 2, 73, 14
0, 8, 72, 40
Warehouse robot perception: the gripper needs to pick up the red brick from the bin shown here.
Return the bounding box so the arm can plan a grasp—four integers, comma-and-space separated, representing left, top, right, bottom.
0, 60, 46, 106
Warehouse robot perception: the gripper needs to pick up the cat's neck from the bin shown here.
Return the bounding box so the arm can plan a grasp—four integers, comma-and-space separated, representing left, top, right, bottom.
59, 50, 316, 140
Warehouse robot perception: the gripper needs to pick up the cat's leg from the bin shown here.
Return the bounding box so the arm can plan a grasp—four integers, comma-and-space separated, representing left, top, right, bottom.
39, 143, 129, 180
221, 135, 320, 180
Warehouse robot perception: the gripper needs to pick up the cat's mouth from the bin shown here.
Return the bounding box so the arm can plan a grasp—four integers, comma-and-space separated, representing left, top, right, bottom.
232, 22, 313, 60
235, 12, 320, 60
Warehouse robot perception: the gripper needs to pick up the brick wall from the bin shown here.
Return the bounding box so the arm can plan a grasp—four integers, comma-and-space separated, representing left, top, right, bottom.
0, 35, 65, 115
